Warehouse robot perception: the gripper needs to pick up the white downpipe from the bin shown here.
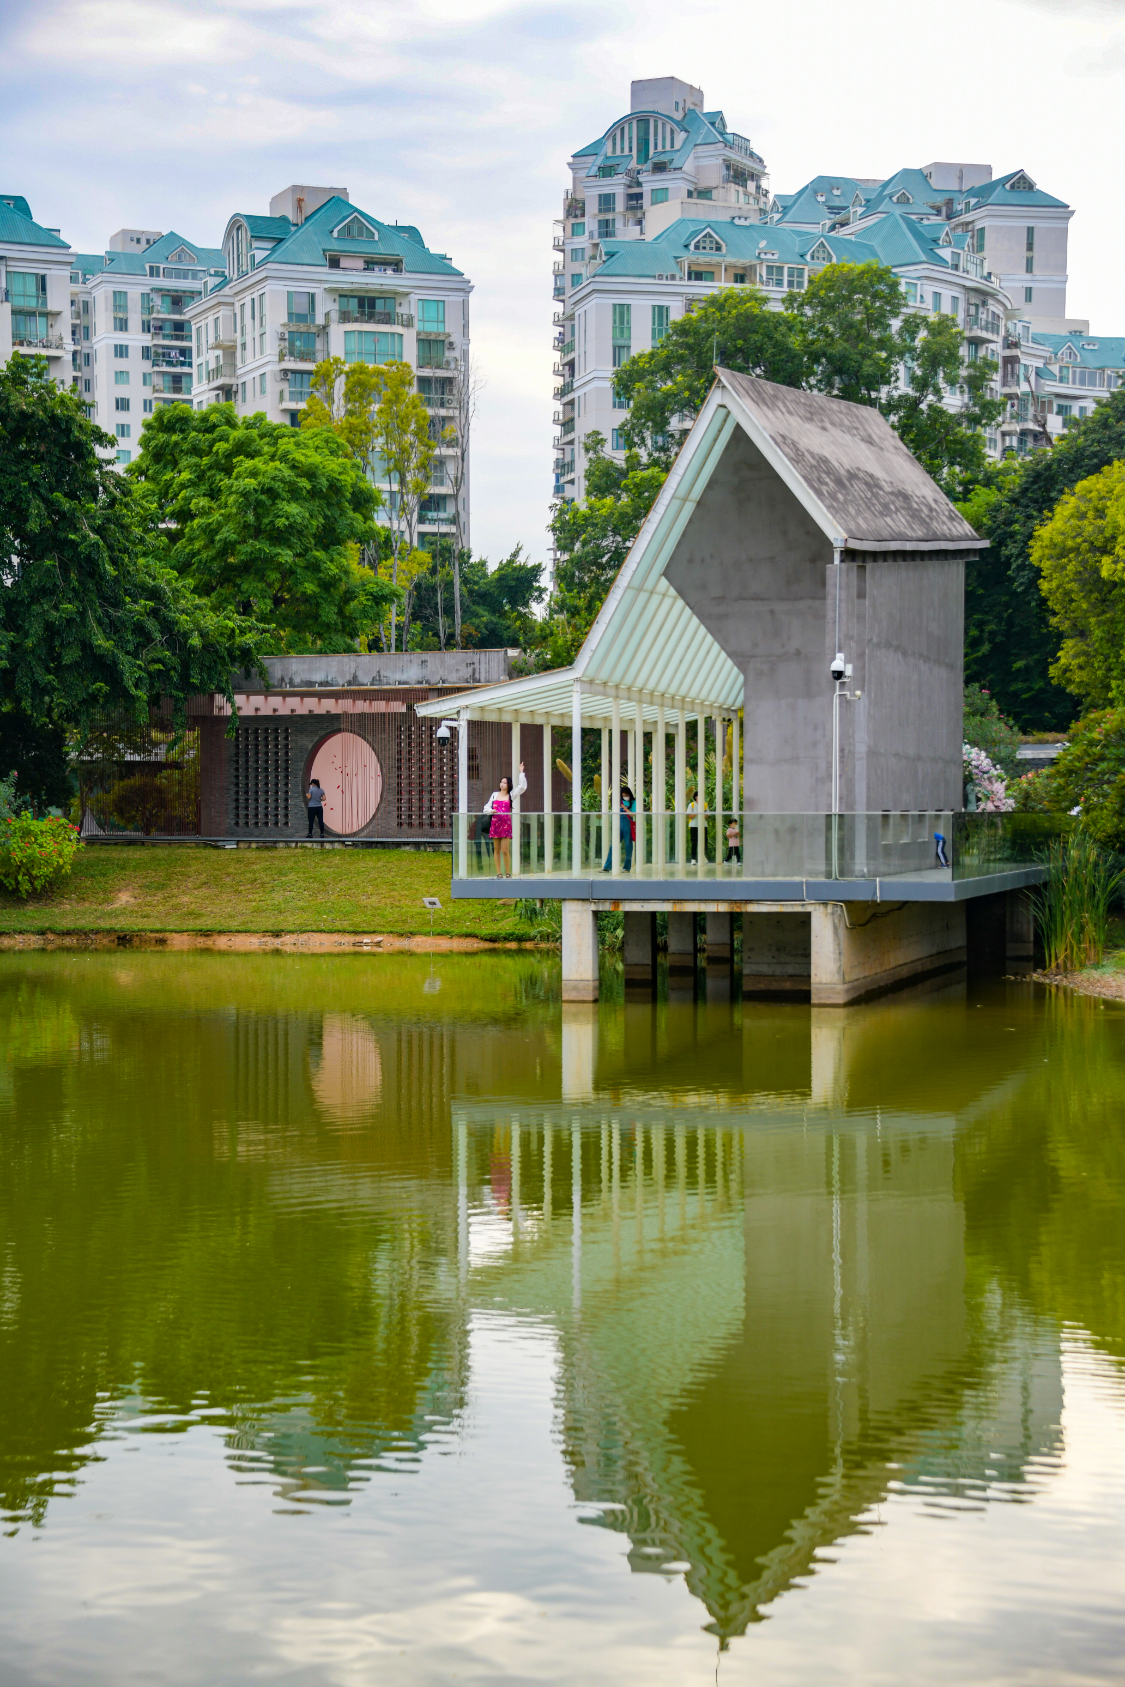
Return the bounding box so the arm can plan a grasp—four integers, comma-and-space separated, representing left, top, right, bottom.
542, 716, 553, 877
457, 707, 469, 879
732, 708, 740, 860
571, 681, 582, 873
634, 703, 644, 871
511, 717, 521, 877
696, 712, 705, 875
675, 702, 686, 877
611, 693, 622, 875
655, 702, 666, 875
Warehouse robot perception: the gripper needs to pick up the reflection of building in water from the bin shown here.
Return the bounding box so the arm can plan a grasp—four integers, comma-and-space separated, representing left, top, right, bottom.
454, 1089, 1063, 1640
309, 1014, 383, 1123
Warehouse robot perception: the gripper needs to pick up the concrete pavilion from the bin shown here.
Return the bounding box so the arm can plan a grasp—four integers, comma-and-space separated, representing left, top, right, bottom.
417, 370, 1043, 1003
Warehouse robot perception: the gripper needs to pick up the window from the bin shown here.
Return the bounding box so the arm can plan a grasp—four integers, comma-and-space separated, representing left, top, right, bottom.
9, 272, 47, 308
611, 428, 627, 450
116, 450, 131, 464
82, 326, 89, 340
932, 292, 942, 313
787, 267, 805, 291
612, 303, 631, 342
142, 372, 152, 386
570, 247, 586, 263
975, 227, 985, 254
965, 341, 979, 362
240, 382, 246, 402
598, 218, 616, 239
115, 423, 131, 438
344, 330, 403, 365
259, 372, 267, 396
1057, 403, 1072, 418
113, 289, 128, 331
115, 397, 130, 412
286, 370, 313, 401
416, 335, 448, 367
140, 293, 151, 317
903, 281, 918, 304
287, 291, 316, 324
115, 370, 130, 385
652, 304, 670, 344
141, 346, 151, 361
1025, 286, 1034, 303
598, 193, 615, 213
612, 390, 631, 410
83, 379, 91, 393
83, 352, 90, 367
417, 299, 446, 332
114, 344, 129, 358
693, 232, 724, 253
763, 265, 785, 288
695, 189, 712, 201
571, 221, 585, 236
650, 188, 668, 205
950, 295, 960, 318
143, 399, 153, 414
336, 215, 377, 241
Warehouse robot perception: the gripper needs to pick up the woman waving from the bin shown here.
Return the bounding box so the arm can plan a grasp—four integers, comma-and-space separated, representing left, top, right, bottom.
483, 764, 527, 878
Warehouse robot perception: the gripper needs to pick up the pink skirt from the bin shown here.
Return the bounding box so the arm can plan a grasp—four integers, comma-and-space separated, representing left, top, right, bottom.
489, 800, 512, 840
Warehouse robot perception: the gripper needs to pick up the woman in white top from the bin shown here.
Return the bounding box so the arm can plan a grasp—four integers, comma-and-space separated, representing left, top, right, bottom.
482, 764, 527, 878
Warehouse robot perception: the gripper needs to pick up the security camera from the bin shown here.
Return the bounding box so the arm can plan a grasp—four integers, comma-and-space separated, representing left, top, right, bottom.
830, 652, 847, 681
436, 722, 451, 742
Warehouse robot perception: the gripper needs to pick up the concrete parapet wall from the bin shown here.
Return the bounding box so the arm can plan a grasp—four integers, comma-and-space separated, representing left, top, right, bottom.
810, 901, 966, 1005
743, 912, 812, 996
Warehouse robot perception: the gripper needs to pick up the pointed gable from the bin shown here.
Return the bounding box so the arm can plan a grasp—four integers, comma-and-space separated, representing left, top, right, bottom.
334, 213, 378, 241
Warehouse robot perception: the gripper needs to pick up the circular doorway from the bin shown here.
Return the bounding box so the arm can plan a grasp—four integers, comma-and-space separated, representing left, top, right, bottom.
306, 732, 383, 834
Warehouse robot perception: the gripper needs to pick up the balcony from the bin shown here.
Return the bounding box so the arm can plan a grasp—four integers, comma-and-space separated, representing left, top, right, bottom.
552, 261, 564, 275
278, 342, 322, 364
555, 379, 574, 400
151, 330, 192, 344
334, 309, 414, 328
13, 334, 65, 352
151, 347, 192, 369
552, 235, 565, 252
559, 418, 575, 437
560, 338, 575, 359
202, 359, 236, 383
212, 331, 236, 350
963, 311, 1002, 340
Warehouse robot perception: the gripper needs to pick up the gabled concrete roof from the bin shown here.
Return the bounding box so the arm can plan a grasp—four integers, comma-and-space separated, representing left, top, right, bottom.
417, 374, 980, 725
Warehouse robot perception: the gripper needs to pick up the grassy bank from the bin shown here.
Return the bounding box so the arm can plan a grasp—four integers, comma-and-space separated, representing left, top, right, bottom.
0, 845, 531, 939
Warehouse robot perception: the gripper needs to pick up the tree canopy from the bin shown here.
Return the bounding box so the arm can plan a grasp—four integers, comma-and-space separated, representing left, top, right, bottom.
131, 400, 393, 653
0, 356, 264, 738
1031, 460, 1125, 710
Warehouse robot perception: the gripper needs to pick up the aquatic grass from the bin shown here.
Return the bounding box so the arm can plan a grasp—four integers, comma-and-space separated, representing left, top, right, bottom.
1032, 830, 1125, 973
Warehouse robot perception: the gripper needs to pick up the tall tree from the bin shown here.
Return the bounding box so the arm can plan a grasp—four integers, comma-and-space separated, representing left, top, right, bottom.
132, 400, 391, 653
960, 388, 1125, 728
1030, 461, 1125, 709
0, 356, 264, 750
444, 355, 484, 648
884, 311, 1005, 497
370, 361, 437, 651
788, 261, 903, 404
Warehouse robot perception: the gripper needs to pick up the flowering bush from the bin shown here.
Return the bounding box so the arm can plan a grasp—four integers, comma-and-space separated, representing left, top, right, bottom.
0, 814, 82, 898
963, 744, 1013, 812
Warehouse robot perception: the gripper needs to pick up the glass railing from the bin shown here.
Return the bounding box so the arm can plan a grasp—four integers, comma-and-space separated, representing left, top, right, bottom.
451, 811, 1063, 883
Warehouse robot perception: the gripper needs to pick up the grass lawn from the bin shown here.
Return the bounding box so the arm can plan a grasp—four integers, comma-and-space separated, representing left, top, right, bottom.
0, 845, 532, 939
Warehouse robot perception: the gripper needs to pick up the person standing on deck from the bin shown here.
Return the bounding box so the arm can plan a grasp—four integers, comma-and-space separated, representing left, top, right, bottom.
687, 791, 706, 866
483, 764, 526, 878
602, 784, 635, 873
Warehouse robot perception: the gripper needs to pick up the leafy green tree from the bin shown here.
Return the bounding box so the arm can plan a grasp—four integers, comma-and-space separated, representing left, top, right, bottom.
1031, 460, 1125, 709
788, 261, 903, 404
962, 682, 1022, 777
884, 312, 1005, 497
407, 544, 544, 651
613, 287, 806, 456
368, 361, 439, 650
0, 356, 264, 750
960, 389, 1125, 729
132, 400, 391, 653
1037, 709, 1125, 851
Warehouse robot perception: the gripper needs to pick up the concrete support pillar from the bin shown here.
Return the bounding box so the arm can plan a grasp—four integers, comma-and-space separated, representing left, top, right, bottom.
561, 1001, 598, 1099
561, 901, 599, 1001
743, 912, 812, 997
623, 911, 657, 986
705, 912, 732, 965
667, 910, 697, 976
810, 901, 966, 1005
1006, 888, 1035, 965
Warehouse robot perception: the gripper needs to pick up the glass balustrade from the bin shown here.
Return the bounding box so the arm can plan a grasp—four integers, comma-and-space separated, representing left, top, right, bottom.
450, 811, 1064, 883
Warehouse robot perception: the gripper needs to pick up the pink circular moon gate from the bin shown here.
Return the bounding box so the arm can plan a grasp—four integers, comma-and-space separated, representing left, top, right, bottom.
307, 732, 383, 834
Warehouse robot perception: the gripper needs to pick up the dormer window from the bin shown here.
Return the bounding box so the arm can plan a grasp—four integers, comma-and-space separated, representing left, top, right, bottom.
692, 230, 725, 253
894, 190, 912, 204
1007, 172, 1036, 192
815, 192, 826, 202
336, 215, 377, 241
808, 240, 833, 263
167, 246, 196, 264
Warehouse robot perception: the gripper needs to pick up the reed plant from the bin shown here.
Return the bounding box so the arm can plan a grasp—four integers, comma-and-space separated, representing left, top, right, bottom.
1032, 829, 1124, 972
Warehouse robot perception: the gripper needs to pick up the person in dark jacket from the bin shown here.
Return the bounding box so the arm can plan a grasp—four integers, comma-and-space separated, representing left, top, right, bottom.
306, 778, 326, 838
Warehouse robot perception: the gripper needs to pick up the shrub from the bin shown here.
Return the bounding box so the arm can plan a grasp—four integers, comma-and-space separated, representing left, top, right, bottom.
1041, 709, 1125, 852
1032, 829, 1124, 972
0, 814, 82, 898
963, 744, 1013, 811
963, 683, 1022, 778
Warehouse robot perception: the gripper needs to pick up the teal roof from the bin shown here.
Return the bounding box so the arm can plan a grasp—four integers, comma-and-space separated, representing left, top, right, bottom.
0, 203, 69, 249
70, 253, 106, 278
0, 194, 32, 220
1033, 333, 1125, 370
100, 230, 224, 277
856, 211, 949, 268
578, 104, 762, 184
774, 175, 869, 226
250, 196, 462, 277
862, 167, 950, 218
244, 214, 293, 240
591, 219, 883, 281
960, 169, 1068, 211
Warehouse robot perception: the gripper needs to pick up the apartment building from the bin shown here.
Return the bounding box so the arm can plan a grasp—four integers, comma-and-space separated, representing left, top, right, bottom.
186, 185, 473, 548
0, 194, 72, 390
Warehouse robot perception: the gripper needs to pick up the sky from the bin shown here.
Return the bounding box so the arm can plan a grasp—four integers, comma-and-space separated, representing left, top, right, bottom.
2, 0, 1123, 570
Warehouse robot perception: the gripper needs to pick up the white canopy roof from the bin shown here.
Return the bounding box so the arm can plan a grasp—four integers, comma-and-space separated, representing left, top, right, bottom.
417, 371, 980, 727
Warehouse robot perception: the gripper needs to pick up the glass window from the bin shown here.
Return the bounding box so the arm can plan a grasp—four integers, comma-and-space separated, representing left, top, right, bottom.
695, 189, 712, 201
116, 450, 131, 464
286, 291, 315, 324
286, 370, 313, 400
417, 299, 445, 332
9, 272, 47, 308
115, 370, 129, 385
344, 331, 403, 365
143, 399, 153, 414
240, 382, 246, 402
598, 193, 615, 213
763, 265, 785, 289
688, 270, 714, 282
338, 295, 396, 323
612, 303, 631, 341
143, 372, 152, 386
733, 272, 746, 284
1025, 286, 1034, 303
611, 428, 627, 450
598, 218, 616, 239
113, 290, 128, 312
416, 336, 447, 368
612, 390, 631, 410
787, 267, 805, 291
932, 292, 942, 313
903, 281, 918, 304
115, 423, 130, 438
975, 227, 985, 254
652, 304, 670, 344
570, 275, 582, 289
650, 188, 668, 206
259, 372, 267, 396
115, 397, 130, 411
571, 221, 585, 236
114, 344, 129, 358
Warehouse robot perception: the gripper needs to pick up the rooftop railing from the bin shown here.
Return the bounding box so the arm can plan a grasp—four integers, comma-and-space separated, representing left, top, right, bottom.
453, 810, 1062, 882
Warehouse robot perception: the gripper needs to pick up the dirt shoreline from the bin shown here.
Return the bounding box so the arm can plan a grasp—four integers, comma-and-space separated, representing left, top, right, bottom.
1031, 967, 1125, 1001
0, 931, 543, 953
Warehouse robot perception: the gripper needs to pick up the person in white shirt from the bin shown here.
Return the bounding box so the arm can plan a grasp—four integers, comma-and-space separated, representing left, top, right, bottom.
686, 793, 706, 866
482, 764, 527, 877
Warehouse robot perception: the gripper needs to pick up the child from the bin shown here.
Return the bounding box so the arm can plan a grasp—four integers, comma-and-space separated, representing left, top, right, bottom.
725, 817, 741, 864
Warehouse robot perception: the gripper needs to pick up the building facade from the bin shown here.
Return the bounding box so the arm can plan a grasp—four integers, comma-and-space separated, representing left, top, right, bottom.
0, 194, 72, 392
185, 184, 473, 550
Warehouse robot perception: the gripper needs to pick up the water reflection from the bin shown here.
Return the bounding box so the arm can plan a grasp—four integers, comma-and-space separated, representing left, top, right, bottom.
0, 954, 1123, 1678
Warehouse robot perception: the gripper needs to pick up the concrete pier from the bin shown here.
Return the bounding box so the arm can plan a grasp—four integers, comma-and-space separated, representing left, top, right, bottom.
561, 902, 599, 1001
809, 902, 966, 1005
743, 912, 812, 997
705, 913, 733, 966
623, 911, 657, 986
666, 911, 697, 976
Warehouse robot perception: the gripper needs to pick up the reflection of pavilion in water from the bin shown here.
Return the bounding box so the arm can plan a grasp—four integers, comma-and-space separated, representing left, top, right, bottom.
453, 991, 1063, 1641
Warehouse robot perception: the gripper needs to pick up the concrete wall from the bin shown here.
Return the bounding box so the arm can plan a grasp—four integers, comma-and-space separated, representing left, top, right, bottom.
241, 651, 515, 690
811, 902, 966, 1005
662, 424, 964, 813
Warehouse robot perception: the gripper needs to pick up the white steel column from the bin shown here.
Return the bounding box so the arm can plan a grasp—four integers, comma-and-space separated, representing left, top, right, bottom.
511, 717, 522, 877
675, 702, 686, 877
696, 712, 706, 873
542, 717, 552, 876
600, 727, 609, 816
457, 708, 469, 879
571, 682, 582, 873
635, 702, 645, 871
611, 693, 622, 874
715, 717, 723, 876
732, 708, 740, 833
655, 702, 666, 875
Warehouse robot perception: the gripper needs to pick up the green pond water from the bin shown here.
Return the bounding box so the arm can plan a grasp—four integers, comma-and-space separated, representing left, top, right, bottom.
1, 951, 1124, 1685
